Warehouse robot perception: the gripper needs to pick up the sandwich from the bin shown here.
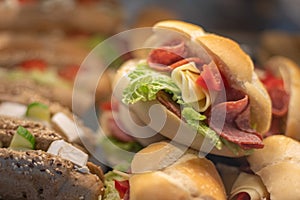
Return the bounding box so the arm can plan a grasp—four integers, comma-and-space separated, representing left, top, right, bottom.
0, 32, 115, 110
0, 0, 122, 35
0, 115, 104, 200
256, 56, 300, 139
0, 79, 97, 150
103, 141, 227, 200
230, 135, 300, 200
112, 20, 272, 157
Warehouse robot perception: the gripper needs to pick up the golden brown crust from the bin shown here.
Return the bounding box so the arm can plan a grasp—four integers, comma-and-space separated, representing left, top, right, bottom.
129, 142, 226, 200
265, 56, 300, 140
154, 20, 205, 39
196, 34, 271, 133
247, 135, 300, 200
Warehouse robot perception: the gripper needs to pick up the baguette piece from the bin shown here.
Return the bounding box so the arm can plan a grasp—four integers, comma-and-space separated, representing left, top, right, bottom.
114, 20, 272, 157
247, 135, 300, 200
129, 141, 227, 200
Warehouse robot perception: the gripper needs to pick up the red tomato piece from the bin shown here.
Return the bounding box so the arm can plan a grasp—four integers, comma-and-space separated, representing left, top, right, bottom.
20, 59, 47, 72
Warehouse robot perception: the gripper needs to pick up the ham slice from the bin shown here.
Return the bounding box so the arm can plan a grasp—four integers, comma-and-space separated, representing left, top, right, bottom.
148, 39, 188, 72
260, 71, 289, 135
196, 61, 222, 91
210, 95, 264, 149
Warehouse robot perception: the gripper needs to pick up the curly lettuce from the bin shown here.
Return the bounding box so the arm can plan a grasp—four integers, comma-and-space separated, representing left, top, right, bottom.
103, 171, 124, 200
122, 62, 181, 104
122, 63, 224, 150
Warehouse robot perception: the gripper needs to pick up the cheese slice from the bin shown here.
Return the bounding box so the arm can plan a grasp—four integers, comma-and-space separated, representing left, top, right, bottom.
0, 102, 27, 117
171, 62, 211, 112
47, 140, 88, 167
51, 112, 82, 142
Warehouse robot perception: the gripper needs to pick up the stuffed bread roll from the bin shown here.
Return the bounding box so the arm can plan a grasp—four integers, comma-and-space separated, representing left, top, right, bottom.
112, 20, 272, 157
0, 0, 122, 35
257, 56, 300, 139
0, 32, 113, 109
247, 135, 300, 200
229, 172, 269, 200
103, 141, 227, 200
0, 116, 104, 200
0, 79, 96, 149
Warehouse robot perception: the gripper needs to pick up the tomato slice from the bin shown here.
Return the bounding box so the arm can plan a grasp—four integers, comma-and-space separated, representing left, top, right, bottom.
58, 65, 80, 82
20, 59, 47, 72
260, 71, 284, 88
114, 180, 129, 199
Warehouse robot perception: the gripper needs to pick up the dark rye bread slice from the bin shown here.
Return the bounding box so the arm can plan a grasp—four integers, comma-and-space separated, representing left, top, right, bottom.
0, 116, 63, 151
0, 149, 104, 200
0, 79, 97, 149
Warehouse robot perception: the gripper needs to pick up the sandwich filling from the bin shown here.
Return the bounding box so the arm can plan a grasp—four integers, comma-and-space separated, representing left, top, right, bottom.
122, 37, 264, 154
259, 71, 289, 136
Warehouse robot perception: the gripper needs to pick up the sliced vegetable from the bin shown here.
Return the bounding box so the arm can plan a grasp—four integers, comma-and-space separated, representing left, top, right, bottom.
182, 106, 222, 150
9, 126, 35, 150
103, 171, 127, 200
26, 102, 50, 122
122, 62, 181, 104
58, 65, 80, 82
20, 59, 47, 72
114, 180, 129, 199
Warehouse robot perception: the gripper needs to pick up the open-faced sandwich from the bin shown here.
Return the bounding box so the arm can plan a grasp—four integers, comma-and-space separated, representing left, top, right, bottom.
0, 115, 104, 200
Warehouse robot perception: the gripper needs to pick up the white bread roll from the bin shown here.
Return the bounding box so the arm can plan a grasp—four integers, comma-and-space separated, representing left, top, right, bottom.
229, 172, 269, 200
154, 20, 272, 134
247, 135, 300, 200
264, 56, 300, 140
113, 20, 272, 157
129, 141, 227, 200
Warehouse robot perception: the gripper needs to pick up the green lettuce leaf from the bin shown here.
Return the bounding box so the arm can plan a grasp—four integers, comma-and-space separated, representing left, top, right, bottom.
182, 107, 223, 150
220, 138, 254, 156
107, 136, 143, 153
103, 171, 125, 200
122, 63, 181, 104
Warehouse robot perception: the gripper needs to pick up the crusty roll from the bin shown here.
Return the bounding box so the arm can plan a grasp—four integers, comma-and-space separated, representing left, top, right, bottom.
247, 135, 300, 200
264, 56, 300, 140
152, 20, 271, 134
113, 20, 272, 157
129, 141, 227, 200
229, 172, 269, 200
0, 0, 122, 34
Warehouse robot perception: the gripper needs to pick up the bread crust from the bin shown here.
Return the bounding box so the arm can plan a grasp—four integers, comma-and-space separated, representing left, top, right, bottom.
247, 135, 300, 200
265, 56, 300, 140
129, 142, 226, 200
